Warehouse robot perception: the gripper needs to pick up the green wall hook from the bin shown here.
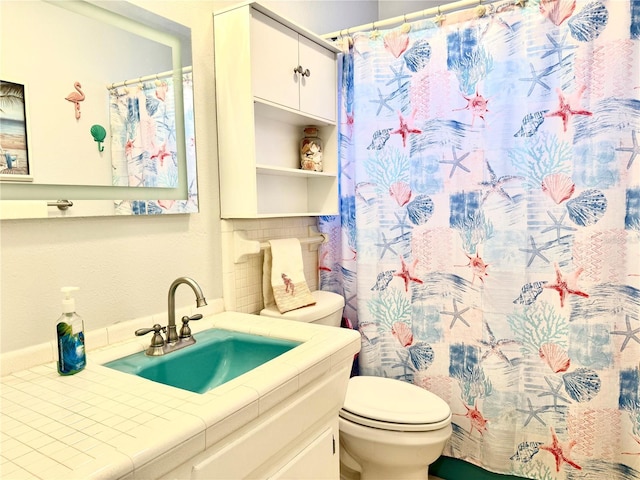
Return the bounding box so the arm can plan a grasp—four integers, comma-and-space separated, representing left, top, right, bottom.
90, 124, 107, 152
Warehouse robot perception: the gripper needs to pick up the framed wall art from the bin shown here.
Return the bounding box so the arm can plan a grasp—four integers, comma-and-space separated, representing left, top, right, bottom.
0, 79, 32, 182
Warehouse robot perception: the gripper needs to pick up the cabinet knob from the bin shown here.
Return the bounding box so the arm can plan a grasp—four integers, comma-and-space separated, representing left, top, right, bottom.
294, 66, 311, 77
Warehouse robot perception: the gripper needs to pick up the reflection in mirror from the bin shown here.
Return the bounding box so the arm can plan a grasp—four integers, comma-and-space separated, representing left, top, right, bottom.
0, 0, 198, 217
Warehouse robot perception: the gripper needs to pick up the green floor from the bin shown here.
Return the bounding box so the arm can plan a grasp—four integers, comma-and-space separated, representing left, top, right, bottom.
430, 457, 524, 480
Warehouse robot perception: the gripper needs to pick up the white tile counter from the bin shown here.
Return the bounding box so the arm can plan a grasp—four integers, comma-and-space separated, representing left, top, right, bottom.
0, 312, 361, 479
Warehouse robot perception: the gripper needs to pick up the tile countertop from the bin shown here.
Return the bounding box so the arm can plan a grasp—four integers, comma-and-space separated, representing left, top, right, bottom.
0, 312, 362, 480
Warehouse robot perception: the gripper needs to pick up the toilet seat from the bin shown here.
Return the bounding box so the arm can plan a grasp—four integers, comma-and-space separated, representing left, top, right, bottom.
340, 376, 452, 432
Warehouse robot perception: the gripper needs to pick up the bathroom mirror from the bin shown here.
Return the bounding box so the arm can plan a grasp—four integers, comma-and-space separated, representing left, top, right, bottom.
0, 0, 198, 217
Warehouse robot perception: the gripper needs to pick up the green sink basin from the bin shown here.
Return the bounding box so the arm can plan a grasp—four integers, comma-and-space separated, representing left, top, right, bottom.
103, 329, 300, 394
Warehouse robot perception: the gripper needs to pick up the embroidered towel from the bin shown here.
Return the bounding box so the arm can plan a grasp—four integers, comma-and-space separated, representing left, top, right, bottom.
264, 238, 316, 313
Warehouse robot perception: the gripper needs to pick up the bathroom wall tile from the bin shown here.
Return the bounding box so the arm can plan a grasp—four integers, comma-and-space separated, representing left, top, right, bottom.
132, 431, 205, 480
1, 460, 40, 480
116, 416, 204, 471
2, 437, 32, 458
0, 342, 54, 376
331, 341, 361, 370
70, 448, 134, 480
222, 217, 321, 314
238, 361, 300, 415
204, 399, 260, 449
85, 327, 108, 351
11, 450, 72, 479
189, 385, 259, 431
290, 355, 332, 390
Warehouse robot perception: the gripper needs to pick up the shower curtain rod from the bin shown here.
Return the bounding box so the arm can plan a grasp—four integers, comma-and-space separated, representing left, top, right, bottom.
322, 0, 517, 39
107, 66, 192, 89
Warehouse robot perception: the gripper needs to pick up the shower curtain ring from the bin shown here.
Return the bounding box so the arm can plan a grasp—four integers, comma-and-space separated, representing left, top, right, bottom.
370, 21, 381, 40
435, 5, 445, 25
401, 14, 411, 33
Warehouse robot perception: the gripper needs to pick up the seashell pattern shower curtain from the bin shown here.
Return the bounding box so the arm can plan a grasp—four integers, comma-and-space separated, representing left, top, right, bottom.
319, 1, 640, 478
108, 72, 198, 214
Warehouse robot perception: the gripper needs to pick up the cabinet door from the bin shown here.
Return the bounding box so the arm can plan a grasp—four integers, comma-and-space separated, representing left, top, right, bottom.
298, 36, 337, 122
251, 10, 299, 111
269, 427, 337, 479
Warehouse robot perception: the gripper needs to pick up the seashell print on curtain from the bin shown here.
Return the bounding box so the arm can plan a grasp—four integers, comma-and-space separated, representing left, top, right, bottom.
319, 0, 640, 478
108, 73, 198, 215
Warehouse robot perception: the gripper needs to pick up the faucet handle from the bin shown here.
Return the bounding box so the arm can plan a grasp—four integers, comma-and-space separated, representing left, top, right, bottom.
179, 314, 202, 339
135, 324, 165, 344
135, 324, 166, 356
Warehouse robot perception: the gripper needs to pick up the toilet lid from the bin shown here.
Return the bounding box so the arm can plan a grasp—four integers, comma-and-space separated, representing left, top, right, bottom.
340, 376, 451, 432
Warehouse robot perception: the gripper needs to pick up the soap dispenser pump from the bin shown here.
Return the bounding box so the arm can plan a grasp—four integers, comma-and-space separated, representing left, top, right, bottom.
56, 287, 86, 375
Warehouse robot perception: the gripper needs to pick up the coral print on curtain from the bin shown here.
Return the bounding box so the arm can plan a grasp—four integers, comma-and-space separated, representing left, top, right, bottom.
109, 73, 197, 214
319, 0, 640, 478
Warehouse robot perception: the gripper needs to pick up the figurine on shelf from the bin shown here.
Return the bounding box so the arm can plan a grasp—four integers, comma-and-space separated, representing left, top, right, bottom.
300, 127, 323, 172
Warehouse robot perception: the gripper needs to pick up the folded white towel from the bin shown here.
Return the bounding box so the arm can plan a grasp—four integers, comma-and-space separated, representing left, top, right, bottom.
263, 238, 316, 313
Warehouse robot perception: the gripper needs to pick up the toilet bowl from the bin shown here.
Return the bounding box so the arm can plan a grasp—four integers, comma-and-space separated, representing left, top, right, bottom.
259, 291, 452, 480
339, 376, 452, 480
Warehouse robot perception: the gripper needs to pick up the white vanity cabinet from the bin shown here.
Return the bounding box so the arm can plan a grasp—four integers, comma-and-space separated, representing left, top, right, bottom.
214, 2, 340, 218
160, 358, 349, 480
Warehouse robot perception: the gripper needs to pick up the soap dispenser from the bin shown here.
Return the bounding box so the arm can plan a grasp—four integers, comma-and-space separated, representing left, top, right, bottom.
56, 287, 86, 375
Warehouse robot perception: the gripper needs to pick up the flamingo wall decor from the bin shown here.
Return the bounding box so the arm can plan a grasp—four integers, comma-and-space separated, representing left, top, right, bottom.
65, 81, 84, 119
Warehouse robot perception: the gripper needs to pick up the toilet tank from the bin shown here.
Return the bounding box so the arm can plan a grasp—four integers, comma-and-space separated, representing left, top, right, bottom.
260, 290, 345, 327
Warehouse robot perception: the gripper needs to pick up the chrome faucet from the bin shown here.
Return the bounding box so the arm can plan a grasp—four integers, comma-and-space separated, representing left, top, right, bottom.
166, 276, 207, 344
135, 276, 208, 356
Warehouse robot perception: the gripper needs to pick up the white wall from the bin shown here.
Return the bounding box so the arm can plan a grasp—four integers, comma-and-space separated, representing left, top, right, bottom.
378, 0, 442, 25
260, 0, 441, 35
0, 0, 441, 354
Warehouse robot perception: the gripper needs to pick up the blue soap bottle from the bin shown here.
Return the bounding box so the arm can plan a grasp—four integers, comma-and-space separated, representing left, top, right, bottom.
56, 287, 86, 375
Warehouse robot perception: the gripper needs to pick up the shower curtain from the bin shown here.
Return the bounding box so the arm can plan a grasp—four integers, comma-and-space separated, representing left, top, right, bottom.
319, 1, 640, 478
108, 72, 197, 214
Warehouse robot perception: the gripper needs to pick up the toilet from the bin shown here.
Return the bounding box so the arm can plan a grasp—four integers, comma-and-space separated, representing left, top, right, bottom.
260, 290, 452, 480
339, 376, 452, 480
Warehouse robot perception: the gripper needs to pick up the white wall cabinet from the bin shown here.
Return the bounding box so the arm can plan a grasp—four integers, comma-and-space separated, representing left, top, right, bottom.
214, 2, 339, 218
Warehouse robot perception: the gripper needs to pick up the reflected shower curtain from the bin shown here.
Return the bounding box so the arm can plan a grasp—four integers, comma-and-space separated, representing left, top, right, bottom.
319, 1, 640, 478
108, 72, 197, 214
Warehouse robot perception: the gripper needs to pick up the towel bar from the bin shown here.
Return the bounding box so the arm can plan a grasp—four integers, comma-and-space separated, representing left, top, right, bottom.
233, 227, 327, 263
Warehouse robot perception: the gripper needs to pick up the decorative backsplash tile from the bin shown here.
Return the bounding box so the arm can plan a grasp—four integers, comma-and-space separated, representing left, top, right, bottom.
221, 218, 320, 314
